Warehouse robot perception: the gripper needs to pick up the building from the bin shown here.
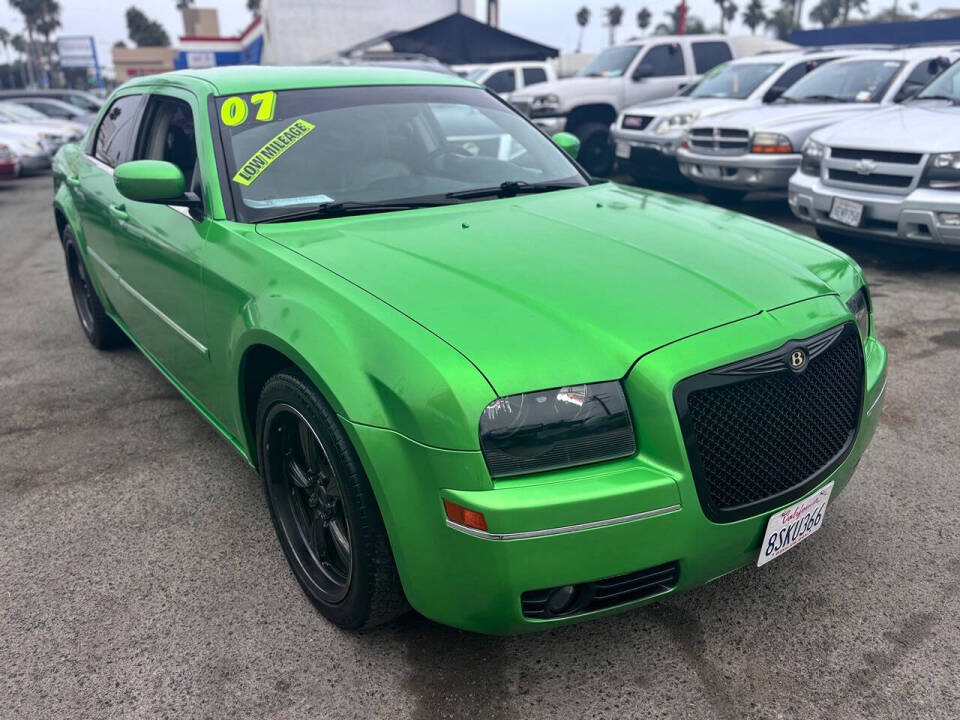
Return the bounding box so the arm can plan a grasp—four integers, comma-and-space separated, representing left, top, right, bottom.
112, 46, 179, 83
258, 0, 475, 65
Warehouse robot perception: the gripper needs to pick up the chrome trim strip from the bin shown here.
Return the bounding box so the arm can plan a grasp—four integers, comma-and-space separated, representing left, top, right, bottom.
86, 154, 114, 176
87, 247, 208, 357
445, 503, 682, 541
867, 378, 887, 416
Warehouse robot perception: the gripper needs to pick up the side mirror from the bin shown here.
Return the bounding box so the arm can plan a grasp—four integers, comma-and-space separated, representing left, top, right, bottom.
632, 63, 654, 81
114, 160, 199, 208
552, 131, 581, 159
763, 86, 788, 103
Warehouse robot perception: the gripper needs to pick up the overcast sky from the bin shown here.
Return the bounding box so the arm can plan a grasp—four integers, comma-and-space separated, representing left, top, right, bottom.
0, 0, 944, 74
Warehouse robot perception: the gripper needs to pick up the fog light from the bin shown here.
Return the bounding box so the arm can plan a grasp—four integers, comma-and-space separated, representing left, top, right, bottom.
546, 585, 579, 615
938, 212, 960, 226
788, 192, 799, 206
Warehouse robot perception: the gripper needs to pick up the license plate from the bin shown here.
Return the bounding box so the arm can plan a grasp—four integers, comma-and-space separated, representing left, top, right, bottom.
757, 482, 834, 567
701, 164, 722, 180
615, 142, 631, 159
829, 198, 863, 227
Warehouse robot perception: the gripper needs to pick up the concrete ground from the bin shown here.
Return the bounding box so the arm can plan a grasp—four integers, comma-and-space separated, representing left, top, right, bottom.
1, 173, 959, 720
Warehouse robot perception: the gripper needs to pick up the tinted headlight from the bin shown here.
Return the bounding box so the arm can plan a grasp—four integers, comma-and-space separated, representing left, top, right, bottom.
751, 132, 793, 154
921, 151, 960, 189
656, 111, 700, 135
846, 287, 871, 341
800, 138, 824, 175
479, 381, 636, 478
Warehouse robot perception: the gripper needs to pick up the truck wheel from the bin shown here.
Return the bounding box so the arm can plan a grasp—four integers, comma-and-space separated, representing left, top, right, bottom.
62, 226, 125, 349
700, 187, 748, 206
573, 121, 614, 177
257, 369, 408, 630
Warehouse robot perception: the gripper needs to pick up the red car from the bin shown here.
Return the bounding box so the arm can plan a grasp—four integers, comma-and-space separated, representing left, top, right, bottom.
0, 143, 20, 179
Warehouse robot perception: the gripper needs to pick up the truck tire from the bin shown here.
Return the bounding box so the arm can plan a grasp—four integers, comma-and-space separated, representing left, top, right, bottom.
573, 121, 615, 177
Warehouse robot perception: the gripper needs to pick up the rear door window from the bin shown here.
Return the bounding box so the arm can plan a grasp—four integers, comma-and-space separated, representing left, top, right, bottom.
485, 69, 517, 94
692, 41, 733, 74
643, 44, 685, 77
522, 67, 548, 86
93, 94, 144, 167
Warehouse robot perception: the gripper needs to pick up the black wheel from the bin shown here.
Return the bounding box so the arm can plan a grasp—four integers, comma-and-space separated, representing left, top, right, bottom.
257, 369, 407, 629
700, 187, 748, 206
62, 225, 125, 349
573, 121, 615, 177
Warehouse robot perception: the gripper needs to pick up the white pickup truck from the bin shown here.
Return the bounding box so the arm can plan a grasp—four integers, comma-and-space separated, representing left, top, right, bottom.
508, 34, 792, 175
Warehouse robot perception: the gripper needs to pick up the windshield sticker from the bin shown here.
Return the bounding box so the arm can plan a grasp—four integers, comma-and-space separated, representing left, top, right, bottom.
855, 90, 871, 102
245, 193, 334, 208
221, 91, 277, 126
232, 119, 316, 186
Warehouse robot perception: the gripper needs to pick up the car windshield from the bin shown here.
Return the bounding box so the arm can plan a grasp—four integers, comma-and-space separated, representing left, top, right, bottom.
781, 59, 905, 103
63, 95, 101, 112
578, 46, 641, 78
216, 85, 587, 223
916, 60, 960, 101
0, 102, 47, 121
466, 68, 488, 82
690, 62, 781, 99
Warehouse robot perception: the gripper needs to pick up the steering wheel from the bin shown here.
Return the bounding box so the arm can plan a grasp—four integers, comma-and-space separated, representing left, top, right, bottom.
426, 143, 475, 170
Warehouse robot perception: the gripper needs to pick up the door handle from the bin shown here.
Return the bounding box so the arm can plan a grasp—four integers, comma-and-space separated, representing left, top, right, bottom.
65, 174, 81, 187
678, 83, 688, 90
109, 203, 128, 221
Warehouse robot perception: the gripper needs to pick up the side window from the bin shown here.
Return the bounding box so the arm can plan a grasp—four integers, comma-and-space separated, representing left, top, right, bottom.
642, 44, 685, 77
134, 95, 199, 193
522, 67, 548, 86
776, 62, 810, 90
897, 57, 949, 99
485, 69, 517, 94
692, 42, 732, 74
93, 94, 143, 167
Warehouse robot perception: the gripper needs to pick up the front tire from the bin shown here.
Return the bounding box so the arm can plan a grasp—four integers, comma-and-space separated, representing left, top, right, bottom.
257, 369, 407, 630
62, 225, 125, 349
573, 121, 615, 177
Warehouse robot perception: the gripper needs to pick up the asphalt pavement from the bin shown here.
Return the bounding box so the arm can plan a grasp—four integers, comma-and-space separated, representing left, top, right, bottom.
1, 174, 959, 719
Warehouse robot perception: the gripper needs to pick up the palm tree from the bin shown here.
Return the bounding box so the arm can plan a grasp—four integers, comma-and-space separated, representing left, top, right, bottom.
724, 0, 740, 29
809, 0, 841, 26
637, 7, 652, 34
0, 27, 10, 64
247, 0, 261, 16
743, 0, 767, 32
765, 2, 796, 39
840, 0, 868, 23
605, 5, 624, 46
11, 33, 28, 86
575, 6, 590, 53
176, 0, 194, 10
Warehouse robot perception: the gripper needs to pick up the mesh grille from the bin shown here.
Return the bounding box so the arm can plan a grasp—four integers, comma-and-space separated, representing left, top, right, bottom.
677, 325, 863, 521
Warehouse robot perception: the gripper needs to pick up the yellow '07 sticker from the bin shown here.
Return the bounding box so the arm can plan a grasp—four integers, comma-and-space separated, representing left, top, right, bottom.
232, 119, 316, 186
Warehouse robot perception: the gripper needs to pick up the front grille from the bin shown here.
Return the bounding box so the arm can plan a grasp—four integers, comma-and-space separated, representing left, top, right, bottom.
830, 147, 922, 165
674, 324, 864, 523
689, 127, 750, 155
622, 114, 654, 130
521, 562, 679, 619
829, 169, 913, 188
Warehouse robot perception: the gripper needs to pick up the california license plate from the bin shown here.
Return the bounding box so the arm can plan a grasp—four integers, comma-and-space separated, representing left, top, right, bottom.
615, 142, 631, 159
757, 482, 834, 567
701, 164, 722, 180
829, 198, 863, 227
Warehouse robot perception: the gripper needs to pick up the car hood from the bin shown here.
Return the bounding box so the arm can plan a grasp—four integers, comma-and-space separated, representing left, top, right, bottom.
511, 76, 622, 103
699, 102, 879, 133
257, 184, 855, 396
624, 97, 751, 120
813, 102, 960, 152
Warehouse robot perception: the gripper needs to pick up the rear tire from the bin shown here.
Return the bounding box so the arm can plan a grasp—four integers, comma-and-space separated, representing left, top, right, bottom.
257, 369, 408, 630
700, 187, 748, 206
573, 121, 615, 177
62, 225, 125, 349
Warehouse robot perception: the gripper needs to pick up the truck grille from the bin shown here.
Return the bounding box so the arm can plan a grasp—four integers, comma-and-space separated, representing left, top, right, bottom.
823, 145, 925, 194
621, 114, 654, 130
674, 323, 864, 523
689, 127, 750, 155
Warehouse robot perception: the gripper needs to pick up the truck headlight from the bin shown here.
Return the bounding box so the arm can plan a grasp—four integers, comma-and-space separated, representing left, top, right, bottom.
751, 132, 793, 154
800, 138, 824, 175
530, 93, 561, 117
656, 111, 700, 135
846, 287, 871, 341
922, 152, 960, 189
478, 381, 636, 478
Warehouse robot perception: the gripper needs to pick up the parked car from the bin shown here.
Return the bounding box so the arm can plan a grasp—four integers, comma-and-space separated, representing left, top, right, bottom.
53, 66, 885, 634
789, 58, 960, 248
0, 102, 86, 145
0, 119, 52, 173
0, 142, 20, 179
676, 46, 959, 203
508, 34, 793, 175
0, 88, 102, 114
612, 49, 847, 183
6, 96, 96, 126
460, 61, 556, 96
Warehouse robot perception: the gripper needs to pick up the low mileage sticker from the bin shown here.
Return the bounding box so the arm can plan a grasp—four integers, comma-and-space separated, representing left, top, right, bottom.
231, 118, 316, 186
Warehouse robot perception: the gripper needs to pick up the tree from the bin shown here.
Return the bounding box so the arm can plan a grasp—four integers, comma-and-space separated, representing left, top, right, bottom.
0, 27, 9, 63
714, 0, 739, 32
637, 7, 652, 33
113, 40, 127, 48
126, 7, 171, 47
176, 0, 194, 9
743, 0, 767, 32
809, 0, 841, 26
605, 5, 623, 46
9, 0, 60, 86
765, 2, 796, 39
247, 0, 261, 16
656, 4, 708, 34
575, 6, 590, 52
839, 0, 869, 23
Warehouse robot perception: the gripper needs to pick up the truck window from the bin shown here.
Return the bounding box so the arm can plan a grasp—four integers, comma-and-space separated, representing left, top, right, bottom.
643, 44, 685, 77
485, 70, 516, 94
692, 42, 733, 74
523, 67, 548, 86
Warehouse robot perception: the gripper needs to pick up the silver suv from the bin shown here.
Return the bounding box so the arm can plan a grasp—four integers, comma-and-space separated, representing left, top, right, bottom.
611, 49, 846, 182
676, 47, 958, 202
790, 59, 960, 248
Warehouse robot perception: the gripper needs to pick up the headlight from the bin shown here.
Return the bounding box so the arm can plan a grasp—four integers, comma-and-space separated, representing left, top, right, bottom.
530, 93, 561, 118
478, 381, 636, 478
846, 287, 871, 341
922, 151, 960, 189
656, 111, 700, 135
751, 132, 793, 154
800, 138, 824, 175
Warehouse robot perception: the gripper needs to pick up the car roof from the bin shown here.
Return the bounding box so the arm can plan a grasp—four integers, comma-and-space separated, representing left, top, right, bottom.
618, 33, 729, 47
731, 48, 848, 64
831, 46, 960, 62
123, 65, 475, 95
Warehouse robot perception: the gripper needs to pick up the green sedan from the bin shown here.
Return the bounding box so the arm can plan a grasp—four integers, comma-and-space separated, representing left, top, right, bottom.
51, 66, 887, 635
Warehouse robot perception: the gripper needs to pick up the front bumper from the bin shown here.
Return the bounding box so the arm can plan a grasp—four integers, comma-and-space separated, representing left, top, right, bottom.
612, 127, 683, 157
789, 171, 960, 247
612, 127, 684, 179
677, 148, 800, 191
530, 115, 567, 133
18, 152, 52, 173
348, 295, 887, 634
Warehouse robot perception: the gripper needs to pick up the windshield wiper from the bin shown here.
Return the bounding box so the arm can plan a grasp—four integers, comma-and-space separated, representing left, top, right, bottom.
259, 199, 447, 224
445, 180, 582, 200
912, 94, 960, 104
797, 94, 850, 103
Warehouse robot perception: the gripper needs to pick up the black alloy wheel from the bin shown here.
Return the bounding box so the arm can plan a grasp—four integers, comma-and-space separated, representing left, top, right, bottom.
61, 225, 124, 349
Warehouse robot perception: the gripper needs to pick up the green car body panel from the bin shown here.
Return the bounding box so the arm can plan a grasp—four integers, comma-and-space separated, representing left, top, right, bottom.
52, 67, 887, 634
